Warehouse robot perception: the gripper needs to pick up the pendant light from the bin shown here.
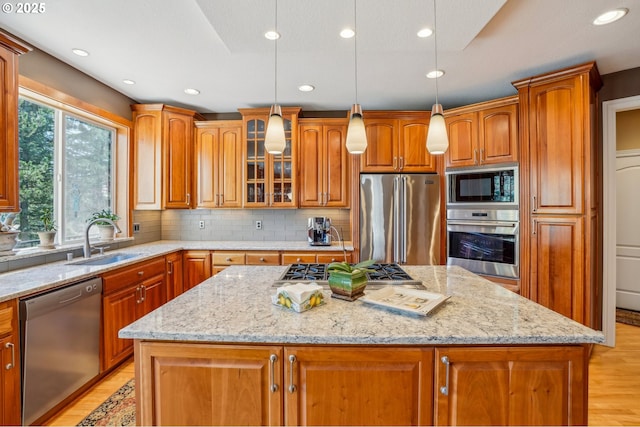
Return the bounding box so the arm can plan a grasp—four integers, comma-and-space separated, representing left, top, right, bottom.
345, 0, 367, 154
265, 0, 286, 155
426, 0, 449, 155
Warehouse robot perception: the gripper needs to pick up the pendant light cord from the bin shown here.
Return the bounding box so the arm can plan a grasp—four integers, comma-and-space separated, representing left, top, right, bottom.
433, 0, 439, 105
354, 0, 359, 104
274, 0, 279, 105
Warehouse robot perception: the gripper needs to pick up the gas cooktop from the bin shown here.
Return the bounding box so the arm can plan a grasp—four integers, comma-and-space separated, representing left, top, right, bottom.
274, 263, 424, 289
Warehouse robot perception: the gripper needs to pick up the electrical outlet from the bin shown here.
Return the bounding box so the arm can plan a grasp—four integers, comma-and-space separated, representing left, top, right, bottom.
199, 220, 205, 229
255, 220, 262, 230
133, 223, 141, 233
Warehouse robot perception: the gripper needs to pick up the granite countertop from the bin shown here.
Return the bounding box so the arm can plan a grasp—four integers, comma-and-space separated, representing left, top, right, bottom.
0, 240, 354, 302
119, 265, 604, 346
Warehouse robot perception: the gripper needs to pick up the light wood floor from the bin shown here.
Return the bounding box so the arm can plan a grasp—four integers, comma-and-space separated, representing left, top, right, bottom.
46, 323, 640, 426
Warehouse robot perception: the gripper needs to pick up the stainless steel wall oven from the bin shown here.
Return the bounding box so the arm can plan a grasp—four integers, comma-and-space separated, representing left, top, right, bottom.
446, 209, 519, 279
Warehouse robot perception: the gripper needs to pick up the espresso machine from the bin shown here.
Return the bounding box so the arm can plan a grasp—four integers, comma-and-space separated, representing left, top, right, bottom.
308, 217, 332, 246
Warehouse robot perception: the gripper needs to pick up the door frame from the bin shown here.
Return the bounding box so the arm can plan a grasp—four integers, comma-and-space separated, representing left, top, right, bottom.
602, 94, 640, 347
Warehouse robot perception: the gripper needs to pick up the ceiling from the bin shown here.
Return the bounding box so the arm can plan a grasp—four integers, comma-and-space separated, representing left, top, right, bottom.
1, 0, 638, 114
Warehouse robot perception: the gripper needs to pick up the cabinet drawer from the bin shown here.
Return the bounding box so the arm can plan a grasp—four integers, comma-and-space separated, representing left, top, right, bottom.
282, 253, 317, 264
0, 301, 15, 335
102, 257, 166, 294
246, 252, 280, 265
212, 251, 246, 265
317, 252, 352, 264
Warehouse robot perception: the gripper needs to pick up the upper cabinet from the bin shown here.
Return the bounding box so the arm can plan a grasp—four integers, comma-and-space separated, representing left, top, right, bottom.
239, 107, 301, 208
361, 111, 437, 173
0, 33, 30, 213
195, 121, 243, 208
298, 118, 350, 207
445, 96, 518, 168
131, 104, 203, 210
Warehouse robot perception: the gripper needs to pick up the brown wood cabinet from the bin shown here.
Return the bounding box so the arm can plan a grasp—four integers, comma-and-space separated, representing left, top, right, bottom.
285, 346, 433, 426
239, 107, 301, 208
101, 257, 167, 371
513, 62, 602, 328
136, 342, 283, 426
166, 251, 184, 300
444, 96, 518, 168
433, 346, 587, 426
361, 112, 437, 173
135, 341, 587, 426
0, 33, 30, 213
135, 342, 432, 426
246, 252, 280, 265
131, 104, 203, 210
298, 119, 349, 207
0, 299, 20, 425
195, 121, 243, 208
183, 250, 213, 290
281, 251, 352, 264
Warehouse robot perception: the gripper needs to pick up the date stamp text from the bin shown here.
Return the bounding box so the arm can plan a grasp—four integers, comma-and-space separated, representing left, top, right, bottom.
2, 2, 46, 14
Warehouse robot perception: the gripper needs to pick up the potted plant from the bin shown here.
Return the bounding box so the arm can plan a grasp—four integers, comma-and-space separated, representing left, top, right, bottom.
326, 259, 376, 301
37, 208, 57, 249
87, 209, 120, 241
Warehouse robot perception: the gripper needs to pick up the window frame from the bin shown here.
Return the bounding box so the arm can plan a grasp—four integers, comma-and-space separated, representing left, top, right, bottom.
17, 77, 131, 246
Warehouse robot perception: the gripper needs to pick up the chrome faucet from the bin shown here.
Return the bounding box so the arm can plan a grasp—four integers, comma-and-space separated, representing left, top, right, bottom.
83, 218, 122, 258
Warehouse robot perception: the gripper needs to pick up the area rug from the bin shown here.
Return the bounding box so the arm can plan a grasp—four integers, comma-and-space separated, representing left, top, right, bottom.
616, 308, 640, 327
77, 379, 135, 426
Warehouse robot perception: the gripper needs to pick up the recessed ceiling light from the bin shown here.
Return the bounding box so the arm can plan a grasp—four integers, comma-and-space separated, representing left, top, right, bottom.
122, 79, 136, 85
184, 88, 200, 95
264, 31, 280, 40
593, 8, 628, 25
298, 84, 315, 92
426, 70, 445, 79
340, 28, 355, 39
417, 28, 433, 38
72, 48, 89, 57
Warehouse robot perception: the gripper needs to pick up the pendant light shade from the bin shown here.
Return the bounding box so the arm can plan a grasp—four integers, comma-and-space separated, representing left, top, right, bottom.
346, 104, 367, 154
426, 0, 449, 155
426, 103, 448, 155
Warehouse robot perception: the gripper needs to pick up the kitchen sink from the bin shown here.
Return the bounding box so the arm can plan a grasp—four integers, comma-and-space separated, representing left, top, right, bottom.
68, 252, 144, 266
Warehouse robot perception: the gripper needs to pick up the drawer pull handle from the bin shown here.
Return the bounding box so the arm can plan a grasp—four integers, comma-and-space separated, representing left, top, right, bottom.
5, 342, 15, 370
226, 257, 232, 262
269, 354, 279, 392
138, 271, 144, 276
296, 258, 301, 262
440, 356, 450, 396
260, 257, 265, 262
288, 354, 297, 393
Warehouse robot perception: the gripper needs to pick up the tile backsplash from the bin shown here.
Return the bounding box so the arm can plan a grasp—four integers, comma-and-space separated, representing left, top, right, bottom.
160, 209, 351, 243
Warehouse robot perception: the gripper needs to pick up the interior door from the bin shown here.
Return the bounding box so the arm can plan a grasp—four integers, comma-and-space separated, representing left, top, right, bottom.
616, 150, 640, 311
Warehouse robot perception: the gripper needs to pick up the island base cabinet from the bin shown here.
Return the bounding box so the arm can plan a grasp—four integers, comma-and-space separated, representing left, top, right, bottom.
284, 347, 433, 426
135, 342, 434, 426
136, 342, 283, 426
433, 346, 587, 426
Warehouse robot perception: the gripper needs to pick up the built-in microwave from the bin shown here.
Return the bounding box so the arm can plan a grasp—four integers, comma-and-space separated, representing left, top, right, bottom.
446, 165, 519, 208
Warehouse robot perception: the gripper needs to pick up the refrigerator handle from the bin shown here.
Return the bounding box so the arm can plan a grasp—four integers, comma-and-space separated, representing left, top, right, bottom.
401, 175, 408, 263
393, 176, 401, 263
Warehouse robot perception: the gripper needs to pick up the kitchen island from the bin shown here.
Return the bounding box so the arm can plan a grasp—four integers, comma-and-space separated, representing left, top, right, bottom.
120, 265, 603, 426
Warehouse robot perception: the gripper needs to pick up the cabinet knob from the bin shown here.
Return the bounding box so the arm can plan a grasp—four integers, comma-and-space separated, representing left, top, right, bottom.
138, 271, 144, 276
296, 258, 301, 262
260, 257, 265, 262
226, 257, 232, 262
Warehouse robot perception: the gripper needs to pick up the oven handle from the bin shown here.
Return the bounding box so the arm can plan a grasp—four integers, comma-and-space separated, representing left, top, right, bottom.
447, 221, 518, 228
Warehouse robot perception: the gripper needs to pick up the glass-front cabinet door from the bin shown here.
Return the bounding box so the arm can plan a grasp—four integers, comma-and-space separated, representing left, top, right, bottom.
240, 107, 300, 208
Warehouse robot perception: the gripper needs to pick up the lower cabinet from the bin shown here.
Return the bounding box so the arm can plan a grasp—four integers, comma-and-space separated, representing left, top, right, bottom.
165, 251, 184, 300
0, 299, 20, 425
183, 250, 213, 290
135, 342, 588, 426
135, 342, 432, 426
434, 346, 587, 426
101, 257, 167, 371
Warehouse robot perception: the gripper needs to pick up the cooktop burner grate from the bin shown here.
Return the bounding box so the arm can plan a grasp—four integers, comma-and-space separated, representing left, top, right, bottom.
275, 262, 423, 288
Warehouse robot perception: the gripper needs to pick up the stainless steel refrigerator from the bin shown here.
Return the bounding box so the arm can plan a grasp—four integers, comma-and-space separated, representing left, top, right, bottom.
360, 174, 440, 265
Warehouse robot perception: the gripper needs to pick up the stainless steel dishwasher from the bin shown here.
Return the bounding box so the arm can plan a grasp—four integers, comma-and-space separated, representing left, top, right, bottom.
20, 277, 102, 425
